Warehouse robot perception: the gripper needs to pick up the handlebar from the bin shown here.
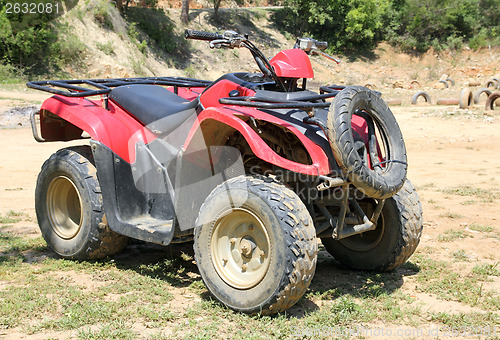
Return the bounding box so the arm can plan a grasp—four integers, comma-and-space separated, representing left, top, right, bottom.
184, 30, 224, 41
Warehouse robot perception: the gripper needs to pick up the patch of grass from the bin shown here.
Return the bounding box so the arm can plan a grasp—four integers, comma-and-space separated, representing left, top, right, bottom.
460, 200, 476, 205
418, 183, 435, 190
440, 186, 499, 202
439, 212, 463, 219
130, 58, 146, 77
0, 231, 47, 254
412, 255, 499, 310
189, 279, 207, 294
451, 250, 469, 262
468, 224, 494, 233
92, 0, 114, 29
96, 41, 115, 55
429, 311, 500, 329
0, 210, 26, 224
184, 65, 197, 78
437, 229, 469, 242
77, 321, 136, 340
471, 263, 500, 280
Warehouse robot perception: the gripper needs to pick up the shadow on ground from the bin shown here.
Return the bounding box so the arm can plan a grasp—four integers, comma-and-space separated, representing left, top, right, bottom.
110, 241, 420, 318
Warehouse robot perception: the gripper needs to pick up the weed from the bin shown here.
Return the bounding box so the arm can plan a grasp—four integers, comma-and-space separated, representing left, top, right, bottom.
438, 229, 469, 242
96, 41, 115, 55
77, 321, 136, 339
451, 250, 469, 262
440, 186, 499, 201
472, 263, 500, 280
184, 65, 197, 78
130, 58, 146, 77
418, 183, 435, 190
92, 0, 114, 29
0, 64, 24, 84
439, 212, 463, 219
412, 255, 499, 310
56, 27, 87, 65
430, 311, 499, 330
0, 211, 22, 224
468, 224, 494, 233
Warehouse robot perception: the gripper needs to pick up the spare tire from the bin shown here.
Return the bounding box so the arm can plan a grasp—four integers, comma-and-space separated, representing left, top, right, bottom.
327, 86, 407, 199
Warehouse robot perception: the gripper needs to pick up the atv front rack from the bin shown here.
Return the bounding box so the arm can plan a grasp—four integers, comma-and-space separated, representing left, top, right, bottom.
27, 76, 212, 97
219, 85, 347, 110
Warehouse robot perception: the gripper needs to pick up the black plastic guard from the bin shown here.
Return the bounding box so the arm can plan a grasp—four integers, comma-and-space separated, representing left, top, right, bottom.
91, 141, 175, 245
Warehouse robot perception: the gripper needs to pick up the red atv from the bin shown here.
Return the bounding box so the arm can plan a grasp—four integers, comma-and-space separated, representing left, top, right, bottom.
28, 30, 422, 315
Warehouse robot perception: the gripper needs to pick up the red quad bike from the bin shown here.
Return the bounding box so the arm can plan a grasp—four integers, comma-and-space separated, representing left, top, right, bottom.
28, 30, 423, 315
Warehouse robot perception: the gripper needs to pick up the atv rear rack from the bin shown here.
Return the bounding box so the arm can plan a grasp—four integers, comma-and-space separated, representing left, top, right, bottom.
27, 76, 212, 98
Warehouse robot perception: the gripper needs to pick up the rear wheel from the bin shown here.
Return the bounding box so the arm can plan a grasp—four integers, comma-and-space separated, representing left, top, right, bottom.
321, 180, 422, 271
194, 175, 317, 315
35, 146, 128, 259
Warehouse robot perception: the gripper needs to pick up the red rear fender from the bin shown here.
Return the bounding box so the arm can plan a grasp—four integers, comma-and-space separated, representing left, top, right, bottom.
40, 96, 157, 163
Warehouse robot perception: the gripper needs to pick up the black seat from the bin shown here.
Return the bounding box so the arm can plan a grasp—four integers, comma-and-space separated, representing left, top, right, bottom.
110, 84, 199, 134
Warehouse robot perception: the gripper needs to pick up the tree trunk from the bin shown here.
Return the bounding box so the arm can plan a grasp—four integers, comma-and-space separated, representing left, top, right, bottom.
214, 0, 220, 20
181, 0, 189, 24
116, 0, 123, 11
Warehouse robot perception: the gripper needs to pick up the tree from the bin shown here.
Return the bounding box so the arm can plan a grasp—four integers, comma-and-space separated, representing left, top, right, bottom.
181, 0, 189, 24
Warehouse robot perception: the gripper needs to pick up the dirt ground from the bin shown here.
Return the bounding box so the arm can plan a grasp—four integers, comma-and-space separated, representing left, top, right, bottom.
1, 37, 500, 336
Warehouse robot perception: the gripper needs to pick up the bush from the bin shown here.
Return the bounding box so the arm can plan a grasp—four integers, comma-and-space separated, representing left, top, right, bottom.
278, 0, 500, 53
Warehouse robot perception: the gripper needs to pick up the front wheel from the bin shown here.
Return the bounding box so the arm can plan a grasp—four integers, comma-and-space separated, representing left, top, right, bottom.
194, 175, 317, 315
321, 180, 423, 271
35, 146, 128, 259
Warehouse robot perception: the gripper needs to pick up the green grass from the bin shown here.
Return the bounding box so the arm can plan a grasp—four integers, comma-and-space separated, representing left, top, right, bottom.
460, 200, 477, 205
471, 263, 500, 280
0, 210, 24, 224
418, 183, 435, 190
77, 321, 136, 340
451, 250, 469, 262
440, 186, 499, 202
429, 311, 500, 329
439, 212, 463, 219
412, 255, 499, 310
437, 229, 470, 242
0, 230, 498, 338
468, 224, 494, 233
96, 41, 115, 56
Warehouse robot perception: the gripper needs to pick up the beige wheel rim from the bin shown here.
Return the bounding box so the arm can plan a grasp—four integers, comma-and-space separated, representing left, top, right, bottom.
47, 176, 83, 239
210, 208, 271, 289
